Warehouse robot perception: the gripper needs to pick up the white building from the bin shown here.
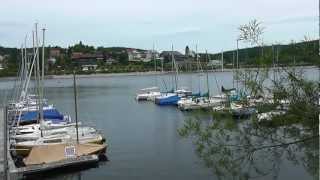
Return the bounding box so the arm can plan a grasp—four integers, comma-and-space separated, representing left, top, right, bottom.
0, 55, 5, 70
207, 60, 222, 67
127, 49, 156, 62
48, 57, 57, 65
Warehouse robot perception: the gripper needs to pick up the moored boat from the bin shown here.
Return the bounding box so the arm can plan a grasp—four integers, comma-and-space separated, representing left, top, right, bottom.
155, 93, 180, 105
136, 87, 161, 101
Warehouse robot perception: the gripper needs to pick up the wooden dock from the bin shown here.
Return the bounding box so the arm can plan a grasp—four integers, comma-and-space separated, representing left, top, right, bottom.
1, 107, 21, 180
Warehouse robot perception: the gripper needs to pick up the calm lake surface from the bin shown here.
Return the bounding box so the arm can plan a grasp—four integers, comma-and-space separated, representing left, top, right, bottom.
0, 67, 318, 180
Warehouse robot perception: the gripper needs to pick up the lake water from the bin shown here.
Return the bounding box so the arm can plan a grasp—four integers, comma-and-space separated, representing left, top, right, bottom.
0, 67, 318, 180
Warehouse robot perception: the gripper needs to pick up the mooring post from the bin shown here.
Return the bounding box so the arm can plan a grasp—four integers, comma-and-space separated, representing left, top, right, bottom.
3, 106, 8, 180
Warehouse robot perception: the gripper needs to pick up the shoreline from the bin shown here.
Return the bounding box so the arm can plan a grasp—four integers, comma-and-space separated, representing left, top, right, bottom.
0, 65, 318, 81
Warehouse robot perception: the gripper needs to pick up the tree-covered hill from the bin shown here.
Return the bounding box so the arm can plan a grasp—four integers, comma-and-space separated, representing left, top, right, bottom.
200, 40, 319, 67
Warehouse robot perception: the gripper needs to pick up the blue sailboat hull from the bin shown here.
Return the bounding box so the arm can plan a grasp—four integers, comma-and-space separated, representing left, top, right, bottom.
155, 94, 181, 105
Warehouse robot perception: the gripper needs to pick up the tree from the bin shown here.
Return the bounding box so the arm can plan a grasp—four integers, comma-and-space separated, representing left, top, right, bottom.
178, 19, 319, 180
239, 19, 265, 47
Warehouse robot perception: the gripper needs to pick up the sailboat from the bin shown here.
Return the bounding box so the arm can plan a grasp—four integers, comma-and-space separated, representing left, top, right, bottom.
177, 46, 202, 109
10, 24, 107, 162
13, 127, 104, 157
155, 46, 182, 105
12, 125, 96, 141
24, 143, 106, 166
178, 50, 228, 110
136, 45, 161, 101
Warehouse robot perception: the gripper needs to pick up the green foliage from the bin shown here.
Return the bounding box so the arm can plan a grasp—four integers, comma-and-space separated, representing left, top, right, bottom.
178, 22, 319, 179
205, 40, 320, 67
0, 38, 319, 77
69, 41, 95, 53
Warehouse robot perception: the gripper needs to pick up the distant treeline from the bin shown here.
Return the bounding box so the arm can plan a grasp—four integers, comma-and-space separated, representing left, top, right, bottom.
0, 40, 319, 77
199, 40, 320, 67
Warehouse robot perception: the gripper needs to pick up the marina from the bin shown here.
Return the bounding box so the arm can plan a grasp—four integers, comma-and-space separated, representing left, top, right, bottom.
0, 24, 108, 179
0, 66, 318, 179
0, 1, 318, 178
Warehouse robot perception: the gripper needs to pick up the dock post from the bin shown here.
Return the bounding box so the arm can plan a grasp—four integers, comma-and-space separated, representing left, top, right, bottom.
3, 106, 8, 180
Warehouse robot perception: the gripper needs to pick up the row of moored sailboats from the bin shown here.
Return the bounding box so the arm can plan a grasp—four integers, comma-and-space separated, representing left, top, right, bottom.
8, 24, 107, 169
135, 46, 289, 121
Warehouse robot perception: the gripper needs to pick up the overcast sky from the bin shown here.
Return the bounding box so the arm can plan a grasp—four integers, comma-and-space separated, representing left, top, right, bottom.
0, 0, 317, 53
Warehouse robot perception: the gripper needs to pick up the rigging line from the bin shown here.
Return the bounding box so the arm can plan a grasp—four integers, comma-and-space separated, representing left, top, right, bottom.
196, 45, 201, 94
205, 50, 210, 97
162, 78, 168, 93
16, 46, 39, 127
213, 71, 220, 94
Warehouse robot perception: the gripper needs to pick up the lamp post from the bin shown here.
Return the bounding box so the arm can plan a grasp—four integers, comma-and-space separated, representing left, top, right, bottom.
236, 39, 241, 90
236, 39, 239, 70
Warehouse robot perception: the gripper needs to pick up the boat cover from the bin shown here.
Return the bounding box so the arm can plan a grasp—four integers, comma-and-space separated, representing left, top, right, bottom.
24, 143, 107, 165
17, 109, 64, 123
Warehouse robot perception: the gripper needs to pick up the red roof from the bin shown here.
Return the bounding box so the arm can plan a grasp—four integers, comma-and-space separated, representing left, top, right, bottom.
71, 52, 103, 60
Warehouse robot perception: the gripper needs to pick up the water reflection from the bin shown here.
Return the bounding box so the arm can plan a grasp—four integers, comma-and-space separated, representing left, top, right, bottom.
24, 162, 109, 180
178, 111, 319, 180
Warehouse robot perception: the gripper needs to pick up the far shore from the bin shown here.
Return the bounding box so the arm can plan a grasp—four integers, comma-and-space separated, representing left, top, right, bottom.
0, 65, 318, 81
45, 69, 235, 79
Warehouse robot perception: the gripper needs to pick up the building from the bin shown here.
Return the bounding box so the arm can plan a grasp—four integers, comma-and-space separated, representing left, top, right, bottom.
160, 51, 186, 62
185, 46, 190, 57
0, 54, 8, 70
48, 57, 57, 65
185, 46, 196, 59
207, 60, 222, 67
105, 57, 118, 65
141, 50, 153, 62
49, 48, 62, 58
71, 52, 104, 71
0, 55, 3, 70
127, 49, 154, 62
127, 49, 140, 62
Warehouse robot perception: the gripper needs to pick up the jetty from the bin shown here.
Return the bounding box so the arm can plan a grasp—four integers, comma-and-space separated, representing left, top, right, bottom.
1, 107, 20, 180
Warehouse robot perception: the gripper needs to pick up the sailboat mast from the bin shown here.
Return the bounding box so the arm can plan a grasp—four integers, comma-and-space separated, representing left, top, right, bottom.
221, 50, 224, 72
19, 45, 24, 96
232, 51, 235, 88
42, 28, 46, 98
24, 36, 28, 77
171, 45, 175, 91
32, 31, 36, 96
153, 43, 157, 87
236, 39, 239, 90
196, 45, 200, 94
206, 50, 210, 98
276, 45, 279, 79
35, 23, 44, 137
172, 45, 178, 90
161, 57, 164, 73
32, 30, 37, 104
73, 71, 79, 144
